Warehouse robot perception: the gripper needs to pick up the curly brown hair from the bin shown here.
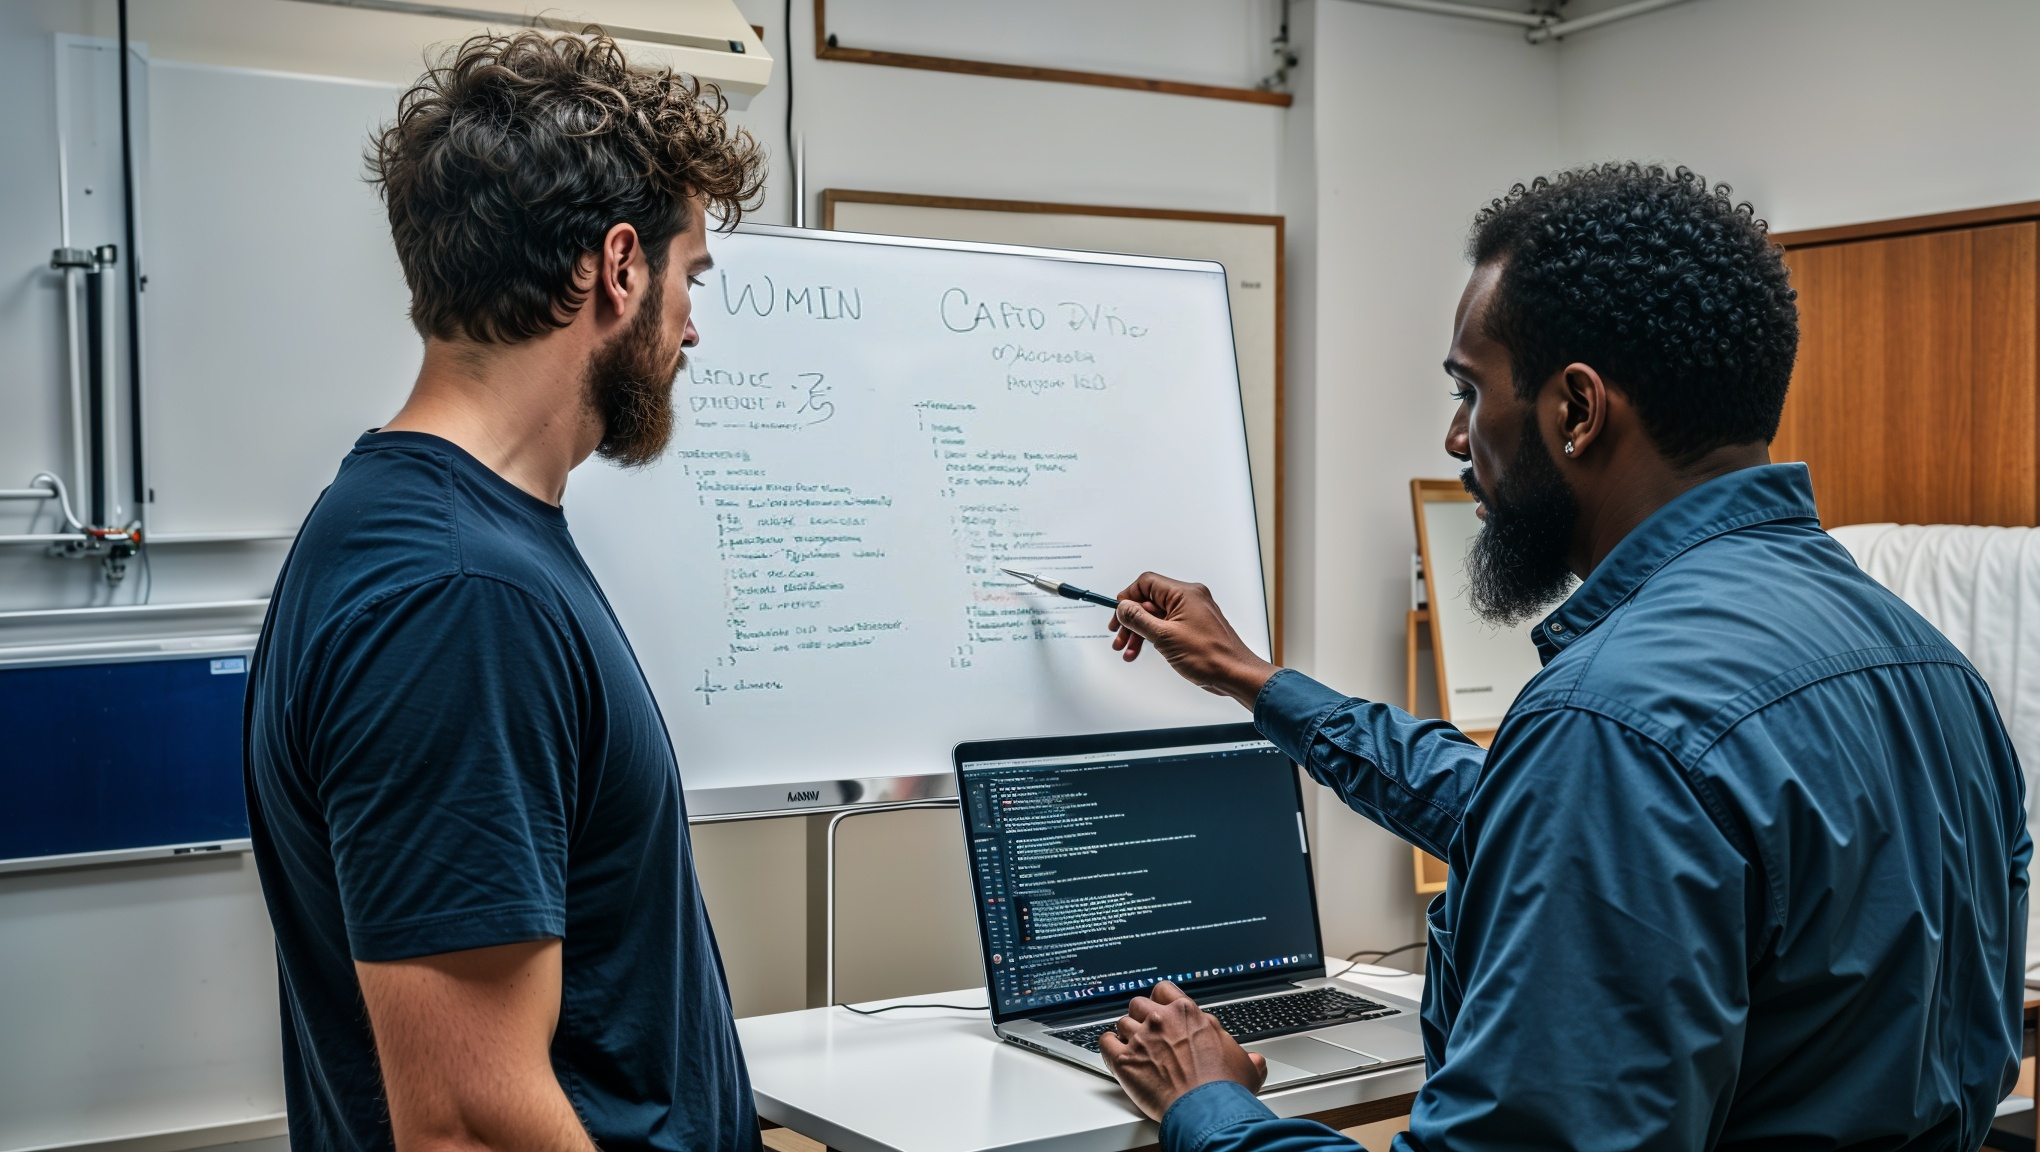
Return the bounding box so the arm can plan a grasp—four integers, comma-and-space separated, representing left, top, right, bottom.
370, 30, 766, 344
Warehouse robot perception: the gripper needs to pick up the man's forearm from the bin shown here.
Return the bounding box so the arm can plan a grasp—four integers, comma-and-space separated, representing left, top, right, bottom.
1252, 671, 1480, 861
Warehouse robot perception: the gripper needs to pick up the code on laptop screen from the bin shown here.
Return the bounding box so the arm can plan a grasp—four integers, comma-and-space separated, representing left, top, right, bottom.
961, 741, 1321, 1017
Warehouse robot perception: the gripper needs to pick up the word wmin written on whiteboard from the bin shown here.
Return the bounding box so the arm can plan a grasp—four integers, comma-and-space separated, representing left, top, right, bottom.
721, 272, 864, 321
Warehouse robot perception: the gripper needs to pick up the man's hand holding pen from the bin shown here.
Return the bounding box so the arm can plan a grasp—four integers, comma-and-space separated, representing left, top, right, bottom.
1109, 572, 1280, 708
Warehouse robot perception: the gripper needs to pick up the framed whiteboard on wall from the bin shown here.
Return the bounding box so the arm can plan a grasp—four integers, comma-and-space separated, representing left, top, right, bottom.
823, 190, 1285, 660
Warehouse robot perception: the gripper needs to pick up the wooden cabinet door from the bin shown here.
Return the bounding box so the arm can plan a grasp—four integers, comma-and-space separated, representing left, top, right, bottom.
1774, 222, 2038, 527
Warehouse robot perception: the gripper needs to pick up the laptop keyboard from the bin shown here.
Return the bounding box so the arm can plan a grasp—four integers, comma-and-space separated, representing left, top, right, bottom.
1049, 987, 1398, 1053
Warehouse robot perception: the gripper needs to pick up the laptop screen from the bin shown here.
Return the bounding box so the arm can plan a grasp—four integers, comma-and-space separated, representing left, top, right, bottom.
956, 725, 1325, 1022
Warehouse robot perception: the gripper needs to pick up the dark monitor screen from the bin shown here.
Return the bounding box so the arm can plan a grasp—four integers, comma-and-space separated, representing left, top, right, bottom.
0, 651, 251, 868
957, 727, 1323, 1021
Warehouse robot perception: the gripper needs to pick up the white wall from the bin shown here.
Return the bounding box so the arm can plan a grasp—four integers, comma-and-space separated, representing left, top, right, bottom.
725, 0, 1285, 227
1285, 0, 1562, 955
1556, 0, 2040, 232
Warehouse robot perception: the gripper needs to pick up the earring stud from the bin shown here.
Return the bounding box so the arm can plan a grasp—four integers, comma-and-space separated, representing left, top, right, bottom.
1564, 441, 1575, 456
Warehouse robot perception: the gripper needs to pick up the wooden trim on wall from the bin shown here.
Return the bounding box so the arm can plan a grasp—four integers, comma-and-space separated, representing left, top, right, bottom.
824, 189, 1285, 229
822, 190, 1287, 663
812, 0, 1293, 108
1772, 200, 2040, 250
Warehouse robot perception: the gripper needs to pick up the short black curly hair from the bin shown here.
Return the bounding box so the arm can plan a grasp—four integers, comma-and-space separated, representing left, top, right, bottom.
371, 30, 766, 344
1468, 163, 1798, 463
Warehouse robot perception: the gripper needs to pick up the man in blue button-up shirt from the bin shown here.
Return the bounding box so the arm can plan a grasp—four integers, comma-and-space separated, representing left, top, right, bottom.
1098, 164, 2030, 1150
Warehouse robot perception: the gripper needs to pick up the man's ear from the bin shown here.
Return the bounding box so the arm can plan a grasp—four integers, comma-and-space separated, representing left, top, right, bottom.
1557, 362, 1609, 461
596, 222, 644, 321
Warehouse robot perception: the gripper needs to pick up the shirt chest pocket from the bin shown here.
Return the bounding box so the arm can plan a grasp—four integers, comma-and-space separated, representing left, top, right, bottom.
1424, 889, 1457, 960
1422, 889, 1462, 1050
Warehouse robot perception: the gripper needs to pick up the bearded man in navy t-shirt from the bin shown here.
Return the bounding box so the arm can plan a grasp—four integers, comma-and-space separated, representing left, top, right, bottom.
244, 31, 766, 1152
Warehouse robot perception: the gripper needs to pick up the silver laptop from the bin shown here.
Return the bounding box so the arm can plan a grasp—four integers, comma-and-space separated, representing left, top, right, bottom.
954, 723, 1426, 1090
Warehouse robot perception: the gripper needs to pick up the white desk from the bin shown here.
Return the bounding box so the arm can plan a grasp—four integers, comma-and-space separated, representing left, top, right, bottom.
738, 968, 1427, 1152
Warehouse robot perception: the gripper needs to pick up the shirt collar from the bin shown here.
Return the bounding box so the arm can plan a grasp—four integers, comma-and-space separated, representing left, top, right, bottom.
1530, 463, 1821, 662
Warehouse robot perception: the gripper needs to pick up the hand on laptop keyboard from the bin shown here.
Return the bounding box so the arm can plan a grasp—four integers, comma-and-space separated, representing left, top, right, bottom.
1096, 981, 1268, 1123
1051, 986, 1393, 1052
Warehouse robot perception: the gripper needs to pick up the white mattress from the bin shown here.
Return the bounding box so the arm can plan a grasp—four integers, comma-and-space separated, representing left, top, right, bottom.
1827, 523, 2040, 982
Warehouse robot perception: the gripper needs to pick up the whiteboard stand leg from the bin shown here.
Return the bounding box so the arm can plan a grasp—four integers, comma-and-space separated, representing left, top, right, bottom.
824, 798, 961, 1008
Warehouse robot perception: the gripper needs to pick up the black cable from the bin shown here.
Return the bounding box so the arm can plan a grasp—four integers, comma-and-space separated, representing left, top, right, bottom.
836, 1001, 986, 1016
1343, 942, 1427, 965
85, 262, 107, 527
1328, 942, 1427, 981
782, 0, 795, 226
119, 0, 151, 602
117, 0, 145, 516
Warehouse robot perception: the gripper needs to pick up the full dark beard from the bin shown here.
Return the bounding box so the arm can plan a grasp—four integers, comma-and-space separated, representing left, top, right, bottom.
587, 275, 683, 469
1461, 411, 1580, 627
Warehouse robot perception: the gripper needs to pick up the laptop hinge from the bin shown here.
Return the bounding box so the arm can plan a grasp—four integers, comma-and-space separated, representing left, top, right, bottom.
1032, 999, 1127, 1026
1196, 976, 1308, 1003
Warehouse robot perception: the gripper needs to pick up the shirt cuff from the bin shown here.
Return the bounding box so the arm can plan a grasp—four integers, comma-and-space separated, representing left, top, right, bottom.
1253, 669, 1353, 767
1160, 1081, 1277, 1152
346, 902, 564, 962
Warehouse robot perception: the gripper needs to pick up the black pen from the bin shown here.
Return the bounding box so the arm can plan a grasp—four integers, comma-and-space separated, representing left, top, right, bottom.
1001, 567, 1122, 609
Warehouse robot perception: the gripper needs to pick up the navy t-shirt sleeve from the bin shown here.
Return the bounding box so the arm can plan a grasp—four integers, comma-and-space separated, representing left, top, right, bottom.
303, 575, 585, 962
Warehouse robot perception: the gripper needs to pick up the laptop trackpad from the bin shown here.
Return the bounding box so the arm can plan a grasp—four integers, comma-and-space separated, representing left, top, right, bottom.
1246, 1036, 1381, 1076
1312, 1019, 1425, 1063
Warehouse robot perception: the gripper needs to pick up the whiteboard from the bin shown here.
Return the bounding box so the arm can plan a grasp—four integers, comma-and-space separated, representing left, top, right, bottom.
568, 226, 1269, 816
825, 195, 1283, 648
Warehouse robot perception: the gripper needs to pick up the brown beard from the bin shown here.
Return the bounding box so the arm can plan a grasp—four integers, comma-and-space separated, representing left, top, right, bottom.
587, 271, 684, 468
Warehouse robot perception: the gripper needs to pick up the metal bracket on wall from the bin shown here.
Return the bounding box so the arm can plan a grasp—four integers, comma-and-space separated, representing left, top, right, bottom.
823, 797, 961, 1008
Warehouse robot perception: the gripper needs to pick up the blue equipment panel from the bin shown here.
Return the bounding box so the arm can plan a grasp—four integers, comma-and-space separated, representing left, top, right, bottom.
0, 653, 250, 865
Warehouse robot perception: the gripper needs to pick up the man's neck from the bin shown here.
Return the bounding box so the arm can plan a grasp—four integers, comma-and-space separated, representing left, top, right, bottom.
1570, 441, 1773, 576
382, 337, 599, 506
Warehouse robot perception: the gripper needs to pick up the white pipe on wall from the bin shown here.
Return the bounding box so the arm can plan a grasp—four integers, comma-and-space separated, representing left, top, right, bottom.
63, 267, 86, 508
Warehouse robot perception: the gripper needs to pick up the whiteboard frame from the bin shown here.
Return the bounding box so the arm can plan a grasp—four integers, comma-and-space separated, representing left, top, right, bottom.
679, 223, 1266, 820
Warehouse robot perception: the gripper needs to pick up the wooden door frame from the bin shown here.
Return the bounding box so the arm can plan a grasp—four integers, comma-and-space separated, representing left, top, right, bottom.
1772, 200, 2040, 250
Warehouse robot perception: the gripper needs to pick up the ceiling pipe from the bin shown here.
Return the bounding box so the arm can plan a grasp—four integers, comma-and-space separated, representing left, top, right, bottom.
1527, 0, 1697, 42
1344, 0, 1545, 28
1343, 0, 1700, 42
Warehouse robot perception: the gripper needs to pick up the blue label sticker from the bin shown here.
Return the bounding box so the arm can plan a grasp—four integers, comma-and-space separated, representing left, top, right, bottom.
210, 657, 246, 675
